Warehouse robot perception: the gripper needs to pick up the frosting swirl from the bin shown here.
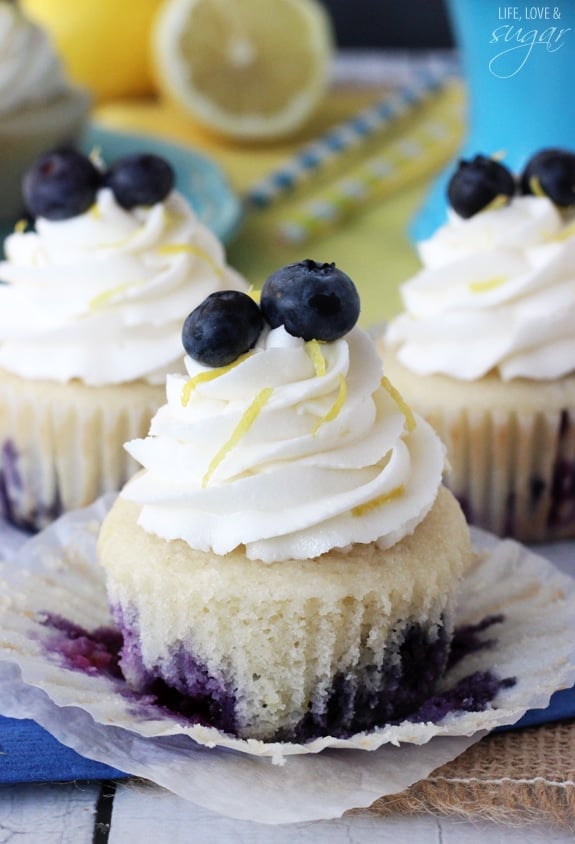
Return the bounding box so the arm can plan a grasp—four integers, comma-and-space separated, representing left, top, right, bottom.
386, 195, 575, 381
0, 4, 69, 116
0, 188, 246, 385
123, 325, 445, 563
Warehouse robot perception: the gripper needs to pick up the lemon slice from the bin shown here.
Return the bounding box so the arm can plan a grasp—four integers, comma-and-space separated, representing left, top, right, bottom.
152, 0, 334, 140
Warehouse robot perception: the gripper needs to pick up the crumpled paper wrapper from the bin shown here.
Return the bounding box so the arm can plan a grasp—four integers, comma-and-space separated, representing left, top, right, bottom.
0, 495, 575, 824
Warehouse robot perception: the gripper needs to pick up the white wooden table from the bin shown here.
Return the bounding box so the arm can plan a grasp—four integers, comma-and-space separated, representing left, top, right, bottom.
1, 779, 574, 843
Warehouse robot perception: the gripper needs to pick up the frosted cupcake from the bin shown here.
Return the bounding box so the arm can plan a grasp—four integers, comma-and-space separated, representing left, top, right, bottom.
0, 1, 90, 224
382, 150, 575, 541
0, 148, 246, 530
98, 259, 472, 743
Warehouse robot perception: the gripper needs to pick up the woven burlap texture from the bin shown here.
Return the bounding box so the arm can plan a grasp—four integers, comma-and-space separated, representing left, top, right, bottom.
365, 721, 575, 829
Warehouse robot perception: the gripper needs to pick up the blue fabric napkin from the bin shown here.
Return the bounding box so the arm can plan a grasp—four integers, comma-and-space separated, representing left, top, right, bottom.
1, 685, 574, 784
0, 716, 127, 783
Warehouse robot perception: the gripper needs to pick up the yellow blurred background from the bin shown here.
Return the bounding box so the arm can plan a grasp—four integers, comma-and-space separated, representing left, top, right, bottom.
19, 0, 461, 326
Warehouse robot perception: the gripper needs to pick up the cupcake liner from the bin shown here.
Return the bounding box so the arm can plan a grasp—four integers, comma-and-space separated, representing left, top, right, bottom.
424, 404, 575, 542
0, 496, 574, 822
0, 370, 163, 531
380, 346, 575, 542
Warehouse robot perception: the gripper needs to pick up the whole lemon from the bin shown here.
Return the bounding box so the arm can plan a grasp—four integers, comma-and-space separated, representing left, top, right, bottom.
21, 0, 163, 103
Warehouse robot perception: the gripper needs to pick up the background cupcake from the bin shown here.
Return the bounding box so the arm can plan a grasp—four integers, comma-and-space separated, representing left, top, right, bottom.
381, 150, 575, 542
98, 260, 472, 742
0, 1, 90, 225
0, 148, 247, 530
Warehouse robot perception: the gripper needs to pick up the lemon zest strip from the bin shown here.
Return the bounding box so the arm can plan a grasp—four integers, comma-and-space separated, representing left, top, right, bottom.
546, 218, 575, 242
468, 275, 507, 293
352, 484, 405, 517
202, 387, 273, 487
156, 243, 225, 279
181, 352, 253, 407
89, 279, 143, 309
88, 202, 102, 220
481, 193, 509, 213
305, 339, 326, 377
380, 376, 416, 432
529, 175, 546, 198
313, 373, 346, 435
14, 219, 27, 234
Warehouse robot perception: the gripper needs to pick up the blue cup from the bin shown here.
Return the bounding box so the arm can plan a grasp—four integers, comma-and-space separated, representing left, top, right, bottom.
412, 0, 575, 239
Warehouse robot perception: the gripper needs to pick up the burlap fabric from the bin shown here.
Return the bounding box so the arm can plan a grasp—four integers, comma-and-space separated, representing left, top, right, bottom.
364, 721, 575, 829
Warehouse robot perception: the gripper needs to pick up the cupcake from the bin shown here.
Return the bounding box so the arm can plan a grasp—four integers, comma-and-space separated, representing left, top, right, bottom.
97, 259, 472, 743
381, 150, 575, 542
0, 147, 247, 530
0, 1, 90, 225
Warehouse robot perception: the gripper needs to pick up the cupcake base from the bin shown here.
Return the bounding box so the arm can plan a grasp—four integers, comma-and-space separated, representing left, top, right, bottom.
0, 368, 163, 531
98, 486, 471, 742
382, 350, 575, 542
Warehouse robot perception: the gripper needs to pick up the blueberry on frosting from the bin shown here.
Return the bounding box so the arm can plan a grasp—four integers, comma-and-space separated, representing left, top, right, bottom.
22, 148, 176, 221
181, 260, 361, 368
103, 153, 175, 209
446, 154, 516, 218
23, 148, 102, 221
260, 259, 360, 342
182, 290, 264, 367
519, 148, 575, 208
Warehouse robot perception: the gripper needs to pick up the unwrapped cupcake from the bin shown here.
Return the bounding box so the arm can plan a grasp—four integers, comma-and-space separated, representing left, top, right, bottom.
0, 147, 246, 530
381, 149, 575, 542
0, 0, 90, 224
98, 259, 472, 743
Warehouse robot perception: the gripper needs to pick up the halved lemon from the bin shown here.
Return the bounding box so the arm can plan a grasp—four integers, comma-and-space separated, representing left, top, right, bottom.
152, 0, 335, 141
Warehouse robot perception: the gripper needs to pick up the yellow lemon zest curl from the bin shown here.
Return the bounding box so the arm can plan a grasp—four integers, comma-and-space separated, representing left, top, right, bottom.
529, 175, 547, 198
202, 387, 273, 487
481, 193, 510, 213
247, 286, 261, 304
352, 483, 405, 517
89, 279, 143, 309
180, 352, 253, 407
313, 373, 346, 435
156, 243, 225, 279
380, 376, 416, 432
547, 218, 575, 243
305, 338, 327, 377
468, 275, 507, 293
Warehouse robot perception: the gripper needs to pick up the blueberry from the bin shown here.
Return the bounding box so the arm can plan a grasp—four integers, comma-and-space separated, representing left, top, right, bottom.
260, 259, 360, 342
519, 148, 575, 207
447, 154, 516, 218
23, 148, 102, 221
182, 291, 264, 367
104, 153, 175, 209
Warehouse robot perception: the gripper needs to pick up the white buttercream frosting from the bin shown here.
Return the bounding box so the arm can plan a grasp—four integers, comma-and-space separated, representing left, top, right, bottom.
0, 4, 69, 116
0, 188, 246, 385
385, 195, 575, 381
122, 325, 446, 563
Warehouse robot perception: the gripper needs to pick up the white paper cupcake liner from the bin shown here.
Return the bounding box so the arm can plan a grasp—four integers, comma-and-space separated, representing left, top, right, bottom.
379, 346, 575, 543
0, 370, 162, 530
0, 495, 574, 823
